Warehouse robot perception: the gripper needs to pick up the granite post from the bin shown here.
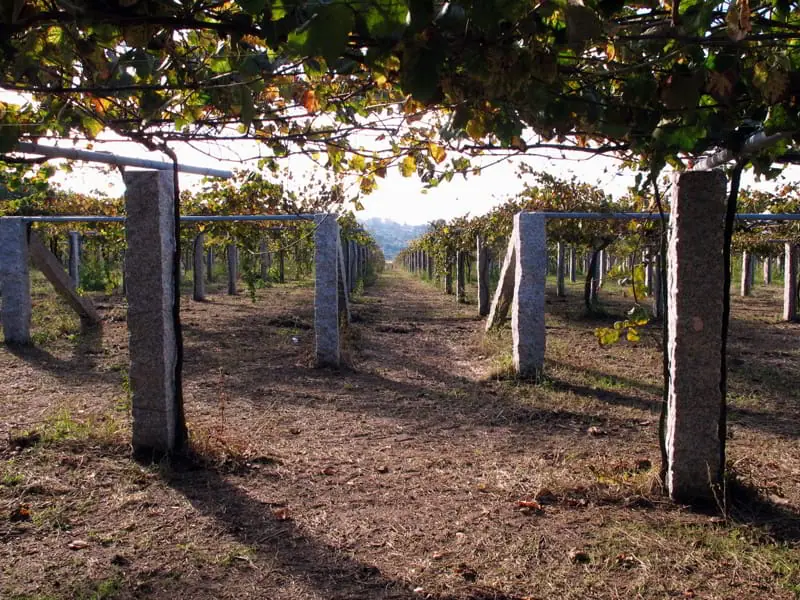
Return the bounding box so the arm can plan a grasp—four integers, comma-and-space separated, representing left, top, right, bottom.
0, 217, 31, 344
556, 241, 566, 297
227, 243, 238, 295
68, 230, 81, 288
740, 250, 752, 297
314, 214, 340, 367
456, 251, 466, 303
477, 236, 490, 316
665, 170, 728, 504
193, 233, 205, 301
763, 256, 772, 285
123, 170, 183, 455
783, 243, 798, 322
569, 246, 577, 283
512, 213, 547, 378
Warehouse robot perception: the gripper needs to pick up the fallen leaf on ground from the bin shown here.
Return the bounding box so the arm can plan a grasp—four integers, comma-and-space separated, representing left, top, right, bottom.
272, 508, 291, 520
9, 505, 31, 522
68, 540, 90, 550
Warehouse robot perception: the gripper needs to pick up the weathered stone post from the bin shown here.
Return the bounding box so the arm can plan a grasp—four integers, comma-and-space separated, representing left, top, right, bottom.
477, 236, 490, 316
0, 217, 31, 344
226, 243, 238, 295
192, 233, 205, 301
314, 214, 340, 367
783, 243, 798, 322
569, 246, 577, 283
206, 247, 214, 283
589, 251, 600, 305
763, 256, 772, 285
597, 249, 606, 288
456, 251, 467, 303
652, 254, 664, 319
260, 237, 271, 281
444, 254, 453, 295
740, 250, 752, 296
512, 213, 547, 378
349, 240, 357, 292
278, 248, 285, 283
427, 252, 434, 280
665, 170, 727, 504
68, 231, 81, 288
556, 241, 566, 297
644, 249, 653, 295
123, 170, 183, 455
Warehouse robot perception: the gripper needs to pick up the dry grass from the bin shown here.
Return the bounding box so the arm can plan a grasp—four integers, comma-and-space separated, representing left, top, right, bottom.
1, 269, 798, 599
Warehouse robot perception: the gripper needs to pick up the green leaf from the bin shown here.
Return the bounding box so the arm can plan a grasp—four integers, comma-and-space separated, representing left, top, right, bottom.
288, 4, 355, 65
237, 0, 267, 14
363, 0, 408, 38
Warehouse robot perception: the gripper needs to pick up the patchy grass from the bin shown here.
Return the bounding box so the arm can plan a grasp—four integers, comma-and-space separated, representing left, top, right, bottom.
1, 269, 798, 600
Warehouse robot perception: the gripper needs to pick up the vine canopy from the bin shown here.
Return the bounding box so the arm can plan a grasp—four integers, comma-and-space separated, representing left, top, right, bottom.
1, 0, 800, 183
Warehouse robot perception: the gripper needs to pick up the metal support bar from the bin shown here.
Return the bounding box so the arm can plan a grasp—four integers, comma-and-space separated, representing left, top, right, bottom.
20, 214, 319, 223
15, 142, 233, 178
692, 131, 793, 172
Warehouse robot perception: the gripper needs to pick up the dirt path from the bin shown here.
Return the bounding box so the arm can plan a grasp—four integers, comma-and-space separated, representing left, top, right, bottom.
2, 269, 799, 600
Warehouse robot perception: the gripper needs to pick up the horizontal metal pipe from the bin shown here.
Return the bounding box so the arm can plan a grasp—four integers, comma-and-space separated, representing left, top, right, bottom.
15, 142, 233, 178
692, 131, 793, 171
538, 212, 800, 221
17, 214, 318, 223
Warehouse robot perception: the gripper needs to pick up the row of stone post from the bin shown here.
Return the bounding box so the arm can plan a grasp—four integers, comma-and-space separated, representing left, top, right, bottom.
0, 171, 351, 458
481, 170, 798, 504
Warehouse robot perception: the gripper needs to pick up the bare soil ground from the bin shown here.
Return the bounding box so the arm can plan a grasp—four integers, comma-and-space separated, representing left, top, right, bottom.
1, 269, 799, 600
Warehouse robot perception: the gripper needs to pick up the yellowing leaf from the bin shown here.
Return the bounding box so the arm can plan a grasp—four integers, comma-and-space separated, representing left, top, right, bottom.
400, 154, 416, 177
350, 155, 366, 171
300, 89, 319, 113
466, 117, 485, 141
626, 328, 641, 342
428, 143, 446, 164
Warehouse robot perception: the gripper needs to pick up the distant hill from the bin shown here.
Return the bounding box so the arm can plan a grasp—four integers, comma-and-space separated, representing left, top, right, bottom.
361, 218, 429, 261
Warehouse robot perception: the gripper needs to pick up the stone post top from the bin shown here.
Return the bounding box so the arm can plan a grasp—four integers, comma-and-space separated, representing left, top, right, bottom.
672, 169, 727, 186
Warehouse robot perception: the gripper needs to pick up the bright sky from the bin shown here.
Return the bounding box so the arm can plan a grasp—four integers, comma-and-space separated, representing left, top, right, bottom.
42, 134, 642, 226
20, 121, 800, 227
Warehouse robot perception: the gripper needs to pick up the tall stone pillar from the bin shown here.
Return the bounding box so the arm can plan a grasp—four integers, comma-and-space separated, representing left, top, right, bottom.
227, 243, 238, 295
193, 233, 205, 301
427, 252, 434, 280
349, 240, 357, 292
314, 214, 340, 367
569, 246, 577, 283
0, 217, 31, 344
652, 255, 664, 319
456, 251, 466, 303
68, 230, 81, 288
783, 243, 798, 322
512, 213, 547, 378
206, 247, 214, 283
763, 256, 772, 285
123, 170, 183, 455
556, 241, 566, 297
477, 236, 490, 316
740, 250, 752, 297
597, 249, 606, 288
665, 170, 727, 504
